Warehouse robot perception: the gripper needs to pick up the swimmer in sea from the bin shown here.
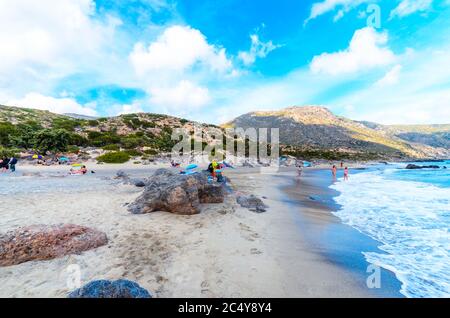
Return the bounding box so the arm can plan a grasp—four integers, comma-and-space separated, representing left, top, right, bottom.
332, 165, 337, 181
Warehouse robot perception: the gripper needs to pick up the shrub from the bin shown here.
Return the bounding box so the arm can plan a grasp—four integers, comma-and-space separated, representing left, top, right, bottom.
0, 123, 17, 146
87, 131, 121, 147
0, 147, 19, 158
66, 145, 80, 154
68, 133, 89, 147
96, 151, 130, 164
52, 118, 80, 131
124, 149, 142, 157
120, 136, 143, 149
102, 144, 120, 151
33, 129, 70, 153
143, 149, 158, 155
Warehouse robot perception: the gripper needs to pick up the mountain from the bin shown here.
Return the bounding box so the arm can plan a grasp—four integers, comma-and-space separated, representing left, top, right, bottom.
225, 106, 450, 160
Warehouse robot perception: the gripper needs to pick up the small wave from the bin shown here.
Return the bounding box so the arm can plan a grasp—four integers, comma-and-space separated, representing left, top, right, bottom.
330, 169, 450, 298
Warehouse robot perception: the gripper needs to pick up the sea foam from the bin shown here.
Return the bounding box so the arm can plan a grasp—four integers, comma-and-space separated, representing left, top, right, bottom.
330, 166, 450, 298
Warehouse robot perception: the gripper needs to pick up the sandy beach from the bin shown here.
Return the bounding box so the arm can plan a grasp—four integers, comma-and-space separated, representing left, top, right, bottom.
0, 163, 382, 298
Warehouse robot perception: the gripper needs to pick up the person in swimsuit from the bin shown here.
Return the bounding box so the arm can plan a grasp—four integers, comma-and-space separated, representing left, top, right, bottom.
344, 167, 349, 181
332, 165, 337, 181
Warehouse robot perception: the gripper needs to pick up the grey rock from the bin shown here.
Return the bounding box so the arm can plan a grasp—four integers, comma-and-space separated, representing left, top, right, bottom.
406, 164, 440, 169
130, 178, 146, 187
128, 169, 226, 215
237, 195, 268, 213
116, 170, 129, 178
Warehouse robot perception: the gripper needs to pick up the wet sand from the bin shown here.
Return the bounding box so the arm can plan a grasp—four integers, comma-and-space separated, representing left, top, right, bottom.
282, 167, 403, 297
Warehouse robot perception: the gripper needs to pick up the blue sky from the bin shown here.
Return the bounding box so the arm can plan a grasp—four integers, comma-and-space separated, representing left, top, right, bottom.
1, 0, 449, 124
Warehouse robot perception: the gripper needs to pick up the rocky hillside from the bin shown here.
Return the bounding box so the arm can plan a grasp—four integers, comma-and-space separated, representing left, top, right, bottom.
360, 122, 450, 150
226, 106, 449, 160
0, 105, 217, 156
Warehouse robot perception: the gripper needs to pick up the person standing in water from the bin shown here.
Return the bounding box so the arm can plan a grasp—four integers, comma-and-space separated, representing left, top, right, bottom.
9, 156, 18, 173
344, 167, 349, 181
295, 160, 304, 177
332, 165, 337, 181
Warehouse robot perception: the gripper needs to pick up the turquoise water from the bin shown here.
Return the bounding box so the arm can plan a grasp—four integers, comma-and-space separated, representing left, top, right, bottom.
331, 161, 450, 298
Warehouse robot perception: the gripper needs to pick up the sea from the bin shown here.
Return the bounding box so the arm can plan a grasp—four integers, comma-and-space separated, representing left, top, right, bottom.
330, 161, 450, 298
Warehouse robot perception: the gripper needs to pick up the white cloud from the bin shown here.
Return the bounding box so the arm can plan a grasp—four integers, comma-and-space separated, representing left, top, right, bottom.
375, 64, 402, 87
310, 27, 396, 75
117, 103, 145, 115
149, 80, 211, 112
390, 0, 433, 19
6, 93, 98, 116
305, 0, 370, 24
129, 25, 232, 75
0, 0, 118, 76
0, 0, 122, 114
238, 34, 281, 66
334, 48, 450, 124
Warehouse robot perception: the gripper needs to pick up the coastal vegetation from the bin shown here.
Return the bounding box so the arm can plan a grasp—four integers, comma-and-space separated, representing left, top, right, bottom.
0, 105, 193, 162
96, 151, 131, 164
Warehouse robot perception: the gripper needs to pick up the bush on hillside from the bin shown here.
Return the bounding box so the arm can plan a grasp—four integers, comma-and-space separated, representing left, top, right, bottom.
103, 144, 120, 151
124, 149, 142, 157
96, 151, 130, 164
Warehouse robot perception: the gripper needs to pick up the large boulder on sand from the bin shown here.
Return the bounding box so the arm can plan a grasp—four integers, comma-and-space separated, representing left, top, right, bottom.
0, 224, 108, 267
128, 169, 226, 215
68, 279, 151, 298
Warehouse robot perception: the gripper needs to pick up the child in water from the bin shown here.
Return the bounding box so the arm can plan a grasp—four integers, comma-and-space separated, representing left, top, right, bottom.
344, 167, 349, 181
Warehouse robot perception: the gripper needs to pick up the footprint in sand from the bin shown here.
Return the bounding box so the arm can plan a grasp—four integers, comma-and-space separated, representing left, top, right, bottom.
250, 248, 263, 255
239, 223, 260, 242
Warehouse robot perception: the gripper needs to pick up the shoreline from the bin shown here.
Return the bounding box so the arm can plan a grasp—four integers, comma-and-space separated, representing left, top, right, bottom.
280, 166, 404, 298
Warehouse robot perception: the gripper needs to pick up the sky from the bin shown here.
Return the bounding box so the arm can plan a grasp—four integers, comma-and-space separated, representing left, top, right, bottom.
1, 0, 450, 125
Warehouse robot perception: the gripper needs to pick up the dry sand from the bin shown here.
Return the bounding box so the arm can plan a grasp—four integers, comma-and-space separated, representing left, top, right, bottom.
0, 163, 374, 298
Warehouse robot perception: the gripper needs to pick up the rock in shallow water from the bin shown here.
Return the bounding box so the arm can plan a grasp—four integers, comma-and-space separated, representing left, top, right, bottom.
405, 164, 440, 169
128, 169, 226, 215
68, 279, 151, 298
0, 224, 108, 267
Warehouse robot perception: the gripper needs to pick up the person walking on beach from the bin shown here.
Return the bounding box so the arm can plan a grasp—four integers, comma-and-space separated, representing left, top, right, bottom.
332, 165, 337, 181
344, 167, 349, 181
9, 156, 18, 173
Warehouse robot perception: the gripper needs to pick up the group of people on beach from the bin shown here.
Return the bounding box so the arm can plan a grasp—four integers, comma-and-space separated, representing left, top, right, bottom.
332, 162, 349, 181
0, 156, 18, 173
